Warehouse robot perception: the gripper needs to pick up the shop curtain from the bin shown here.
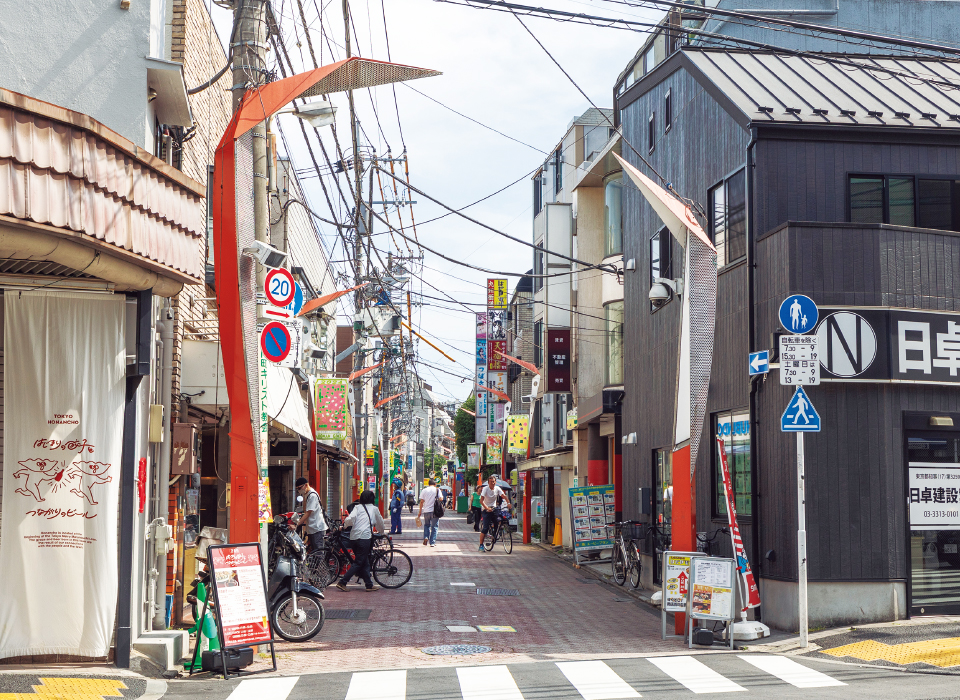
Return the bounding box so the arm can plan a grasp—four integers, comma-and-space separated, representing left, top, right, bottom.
0, 291, 125, 658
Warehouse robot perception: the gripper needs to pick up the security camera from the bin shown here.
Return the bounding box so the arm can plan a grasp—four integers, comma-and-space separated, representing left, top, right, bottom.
242, 240, 287, 269
649, 281, 672, 303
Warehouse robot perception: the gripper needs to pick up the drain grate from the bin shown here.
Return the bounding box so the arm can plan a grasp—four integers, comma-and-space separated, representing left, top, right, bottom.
325, 609, 372, 620
476, 588, 520, 596
422, 644, 491, 656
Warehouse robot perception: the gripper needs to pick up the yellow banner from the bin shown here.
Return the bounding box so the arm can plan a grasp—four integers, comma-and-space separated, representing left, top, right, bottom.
506, 415, 529, 454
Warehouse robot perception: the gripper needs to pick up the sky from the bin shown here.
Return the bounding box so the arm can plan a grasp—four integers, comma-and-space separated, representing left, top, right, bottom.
209, 0, 665, 404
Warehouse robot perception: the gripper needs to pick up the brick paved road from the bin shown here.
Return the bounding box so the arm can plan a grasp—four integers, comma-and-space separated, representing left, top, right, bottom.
243, 510, 693, 675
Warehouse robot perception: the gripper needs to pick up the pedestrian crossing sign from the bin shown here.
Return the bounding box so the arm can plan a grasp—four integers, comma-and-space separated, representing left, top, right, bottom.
781, 386, 821, 432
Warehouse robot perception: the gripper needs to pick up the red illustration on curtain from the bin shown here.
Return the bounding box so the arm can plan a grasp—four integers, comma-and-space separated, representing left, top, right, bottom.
13, 457, 112, 508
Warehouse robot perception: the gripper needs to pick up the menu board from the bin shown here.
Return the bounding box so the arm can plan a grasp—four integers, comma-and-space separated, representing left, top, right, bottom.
689, 557, 736, 621
569, 485, 615, 552
208, 544, 273, 647
662, 552, 693, 612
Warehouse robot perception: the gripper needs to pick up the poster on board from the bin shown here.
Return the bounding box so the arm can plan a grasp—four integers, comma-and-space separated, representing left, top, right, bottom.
467, 443, 482, 468
314, 378, 348, 440
568, 485, 615, 557
208, 543, 273, 647
689, 557, 736, 621
485, 434, 502, 465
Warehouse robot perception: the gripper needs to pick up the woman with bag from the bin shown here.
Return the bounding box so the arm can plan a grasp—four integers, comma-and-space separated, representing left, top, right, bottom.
335, 490, 383, 592
469, 486, 482, 532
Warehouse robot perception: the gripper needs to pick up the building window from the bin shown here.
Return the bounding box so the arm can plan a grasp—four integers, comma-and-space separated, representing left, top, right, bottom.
554, 148, 562, 194
654, 448, 672, 537
605, 301, 624, 386
603, 173, 623, 257
533, 174, 543, 216
644, 45, 656, 74
664, 89, 672, 130
648, 112, 656, 153
714, 410, 751, 518
533, 244, 545, 293
708, 168, 746, 267
849, 175, 915, 226
534, 320, 544, 368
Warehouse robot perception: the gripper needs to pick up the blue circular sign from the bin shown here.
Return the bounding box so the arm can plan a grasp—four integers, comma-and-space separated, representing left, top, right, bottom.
260, 321, 292, 363
778, 294, 818, 334
284, 283, 304, 316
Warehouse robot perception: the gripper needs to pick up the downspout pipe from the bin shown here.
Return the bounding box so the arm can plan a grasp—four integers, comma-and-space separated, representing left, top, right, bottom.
152, 304, 174, 630
746, 126, 762, 620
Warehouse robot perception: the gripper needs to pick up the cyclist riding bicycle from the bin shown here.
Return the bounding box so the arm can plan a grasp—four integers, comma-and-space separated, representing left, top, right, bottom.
478, 474, 512, 552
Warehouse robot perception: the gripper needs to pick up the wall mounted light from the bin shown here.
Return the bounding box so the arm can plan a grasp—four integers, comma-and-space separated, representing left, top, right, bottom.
622, 432, 638, 445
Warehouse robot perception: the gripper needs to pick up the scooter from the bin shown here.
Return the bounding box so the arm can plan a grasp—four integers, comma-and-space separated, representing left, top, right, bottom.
267, 512, 325, 642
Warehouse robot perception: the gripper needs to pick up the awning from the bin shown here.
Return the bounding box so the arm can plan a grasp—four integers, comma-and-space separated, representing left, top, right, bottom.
266, 363, 312, 440
516, 447, 574, 471
146, 57, 193, 127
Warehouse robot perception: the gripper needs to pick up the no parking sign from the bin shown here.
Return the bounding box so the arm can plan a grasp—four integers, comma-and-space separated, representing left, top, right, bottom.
260, 322, 292, 363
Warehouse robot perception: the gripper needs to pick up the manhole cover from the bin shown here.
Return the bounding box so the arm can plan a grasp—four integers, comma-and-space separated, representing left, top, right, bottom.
325, 609, 372, 620
476, 588, 520, 596
421, 644, 491, 656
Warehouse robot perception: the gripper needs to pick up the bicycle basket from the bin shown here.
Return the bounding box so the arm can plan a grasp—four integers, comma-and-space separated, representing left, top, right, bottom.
628, 523, 645, 540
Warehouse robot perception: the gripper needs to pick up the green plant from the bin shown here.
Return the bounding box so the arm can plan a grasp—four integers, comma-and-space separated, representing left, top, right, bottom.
454, 395, 476, 465
531, 522, 542, 540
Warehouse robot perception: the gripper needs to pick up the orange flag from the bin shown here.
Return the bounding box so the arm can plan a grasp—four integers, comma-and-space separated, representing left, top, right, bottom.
348, 361, 384, 381
297, 283, 369, 317
495, 350, 539, 376
375, 392, 403, 409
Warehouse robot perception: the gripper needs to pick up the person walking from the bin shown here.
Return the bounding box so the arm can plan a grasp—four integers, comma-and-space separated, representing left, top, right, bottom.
335, 490, 383, 592
418, 478, 441, 547
389, 485, 404, 535
470, 486, 482, 532
406, 488, 415, 513
290, 477, 326, 552
478, 474, 512, 552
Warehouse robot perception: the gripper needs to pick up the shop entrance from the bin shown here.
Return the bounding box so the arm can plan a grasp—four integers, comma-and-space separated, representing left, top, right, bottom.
907, 422, 960, 616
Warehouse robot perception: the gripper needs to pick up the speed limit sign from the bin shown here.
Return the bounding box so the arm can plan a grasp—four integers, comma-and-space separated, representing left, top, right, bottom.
264, 268, 295, 307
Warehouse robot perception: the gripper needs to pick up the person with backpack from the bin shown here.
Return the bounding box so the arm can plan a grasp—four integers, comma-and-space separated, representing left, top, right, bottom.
406, 488, 415, 513
417, 478, 443, 547
335, 490, 383, 592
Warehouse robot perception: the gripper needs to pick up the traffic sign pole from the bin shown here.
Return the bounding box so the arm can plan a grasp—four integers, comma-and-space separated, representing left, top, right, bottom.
797, 431, 808, 648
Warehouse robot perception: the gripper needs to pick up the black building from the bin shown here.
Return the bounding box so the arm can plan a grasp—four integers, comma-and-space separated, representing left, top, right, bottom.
619, 48, 960, 630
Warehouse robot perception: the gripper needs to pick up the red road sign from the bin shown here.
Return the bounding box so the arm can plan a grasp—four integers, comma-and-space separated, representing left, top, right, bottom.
260, 321, 292, 363
264, 268, 296, 307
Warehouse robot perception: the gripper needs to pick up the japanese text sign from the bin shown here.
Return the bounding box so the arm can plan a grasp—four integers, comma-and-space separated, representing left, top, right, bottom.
486, 279, 508, 309
314, 378, 348, 440
546, 328, 571, 392
569, 485, 615, 552
208, 544, 272, 647
908, 464, 960, 528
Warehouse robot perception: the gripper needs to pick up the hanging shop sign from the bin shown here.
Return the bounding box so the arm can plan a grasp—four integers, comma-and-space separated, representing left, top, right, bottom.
474, 414, 487, 444
566, 407, 578, 431
196, 543, 276, 678
569, 485, 616, 557
908, 463, 960, 528
487, 371, 507, 402
487, 340, 508, 370
506, 415, 529, 454
814, 308, 960, 385
717, 437, 761, 610
487, 309, 507, 340
486, 278, 508, 309
476, 339, 487, 365
258, 478, 273, 524
545, 328, 572, 392
314, 378, 348, 440
487, 402, 505, 434
476, 365, 488, 417
258, 348, 269, 475
485, 433, 503, 465
476, 312, 487, 339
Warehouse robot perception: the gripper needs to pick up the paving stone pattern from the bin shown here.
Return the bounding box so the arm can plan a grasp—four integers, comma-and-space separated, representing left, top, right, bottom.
241, 511, 692, 675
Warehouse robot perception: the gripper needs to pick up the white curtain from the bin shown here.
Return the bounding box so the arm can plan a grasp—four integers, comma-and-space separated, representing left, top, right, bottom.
0, 291, 125, 659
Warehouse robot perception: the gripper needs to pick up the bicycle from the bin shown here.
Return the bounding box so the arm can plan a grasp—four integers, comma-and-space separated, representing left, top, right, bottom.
481, 508, 513, 554
697, 527, 729, 556
309, 524, 413, 589
611, 521, 644, 588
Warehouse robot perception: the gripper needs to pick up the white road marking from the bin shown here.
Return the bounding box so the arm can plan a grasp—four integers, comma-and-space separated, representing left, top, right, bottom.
556, 660, 641, 699
647, 656, 746, 694
225, 677, 299, 700
344, 669, 407, 700
738, 655, 846, 688
457, 665, 524, 700
447, 625, 478, 632
450, 582, 477, 586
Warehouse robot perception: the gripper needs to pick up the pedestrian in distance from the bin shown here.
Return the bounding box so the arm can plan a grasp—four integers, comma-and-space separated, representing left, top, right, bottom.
406, 488, 415, 513
389, 484, 404, 535
335, 490, 383, 592
418, 478, 441, 547
470, 486, 482, 532
478, 474, 512, 552
291, 477, 326, 552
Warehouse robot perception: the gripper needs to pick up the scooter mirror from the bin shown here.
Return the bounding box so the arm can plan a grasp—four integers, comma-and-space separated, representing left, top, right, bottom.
297, 495, 304, 503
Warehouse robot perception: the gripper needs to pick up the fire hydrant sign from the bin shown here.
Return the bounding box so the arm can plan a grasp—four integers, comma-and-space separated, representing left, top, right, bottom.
208, 543, 272, 647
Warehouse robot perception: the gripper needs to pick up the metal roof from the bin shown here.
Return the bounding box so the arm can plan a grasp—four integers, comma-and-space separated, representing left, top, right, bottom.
683, 49, 960, 129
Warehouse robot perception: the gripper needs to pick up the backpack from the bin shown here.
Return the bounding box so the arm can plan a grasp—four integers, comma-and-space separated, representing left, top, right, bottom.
432, 488, 445, 518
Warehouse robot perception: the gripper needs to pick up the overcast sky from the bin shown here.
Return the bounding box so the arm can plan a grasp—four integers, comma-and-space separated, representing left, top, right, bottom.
210, 0, 664, 403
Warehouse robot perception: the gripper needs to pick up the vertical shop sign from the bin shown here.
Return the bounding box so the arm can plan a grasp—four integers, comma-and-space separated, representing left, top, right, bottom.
487, 279, 508, 309
258, 348, 269, 476
487, 340, 508, 370
314, 378, 348, 440
545, 329, 571, 392
485, 434, 503, 465
506, 415, 530, 454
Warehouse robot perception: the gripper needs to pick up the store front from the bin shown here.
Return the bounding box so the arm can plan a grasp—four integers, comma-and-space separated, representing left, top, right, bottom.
905, 412, 960, 616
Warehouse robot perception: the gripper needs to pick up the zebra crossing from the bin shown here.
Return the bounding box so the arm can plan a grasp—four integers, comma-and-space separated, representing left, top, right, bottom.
212, 655, 849, 700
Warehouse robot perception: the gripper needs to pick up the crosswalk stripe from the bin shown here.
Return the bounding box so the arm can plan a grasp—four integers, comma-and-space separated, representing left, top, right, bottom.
647, 656, 746, 694
457, 665, 524, 700
737, 655, 846, 688
555, 660, 641, 699
344, 669, 407, 700
225, 677, 300, 700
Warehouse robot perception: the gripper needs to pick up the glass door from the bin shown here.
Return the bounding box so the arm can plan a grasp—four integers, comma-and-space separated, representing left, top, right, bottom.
907, 433, 960, 616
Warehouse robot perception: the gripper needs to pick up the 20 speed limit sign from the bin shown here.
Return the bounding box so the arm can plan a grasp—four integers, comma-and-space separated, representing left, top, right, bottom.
264, 268, 296, 307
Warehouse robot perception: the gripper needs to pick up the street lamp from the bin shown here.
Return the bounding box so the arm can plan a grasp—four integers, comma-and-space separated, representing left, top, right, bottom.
276, 98, 338, 128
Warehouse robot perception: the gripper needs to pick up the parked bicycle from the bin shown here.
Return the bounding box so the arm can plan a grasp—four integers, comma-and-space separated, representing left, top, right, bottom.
611, 521, 644, 588
482, 506, 513, 554
697, 527, 730, 556
304, 522, 413, 589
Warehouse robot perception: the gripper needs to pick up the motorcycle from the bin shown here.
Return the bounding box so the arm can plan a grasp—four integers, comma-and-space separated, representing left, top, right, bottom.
267, 512, 325, 642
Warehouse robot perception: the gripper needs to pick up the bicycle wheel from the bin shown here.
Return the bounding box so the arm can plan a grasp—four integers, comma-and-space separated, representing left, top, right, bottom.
271, 592, 325, 642
303, 550, 337, 589
628, 543, 643, 589
612, 543, 627, 585
483, 525, 497, 551
501, 526, 513, 554
372, 549, 413, 588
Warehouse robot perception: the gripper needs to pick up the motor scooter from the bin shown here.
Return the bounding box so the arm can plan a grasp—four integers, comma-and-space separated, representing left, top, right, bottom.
267, 512, 325, 642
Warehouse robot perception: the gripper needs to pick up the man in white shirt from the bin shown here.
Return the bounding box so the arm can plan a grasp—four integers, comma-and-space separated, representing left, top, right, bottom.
478, 474, 512, 552
418, 478, 441, 547
291, 477, 326, 552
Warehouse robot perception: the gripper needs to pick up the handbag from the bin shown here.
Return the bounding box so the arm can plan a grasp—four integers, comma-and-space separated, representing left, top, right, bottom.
466, 510, 475, 524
